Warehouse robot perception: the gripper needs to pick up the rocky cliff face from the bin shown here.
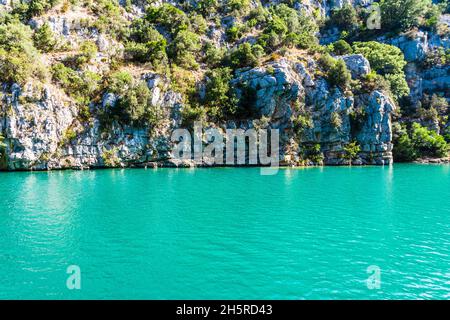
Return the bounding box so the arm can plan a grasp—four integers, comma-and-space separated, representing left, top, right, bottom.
0, 1, 448, 170
0, 56, 395, 169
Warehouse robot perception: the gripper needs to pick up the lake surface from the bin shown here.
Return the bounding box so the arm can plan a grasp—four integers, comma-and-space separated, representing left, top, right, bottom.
1, 165, 450, 300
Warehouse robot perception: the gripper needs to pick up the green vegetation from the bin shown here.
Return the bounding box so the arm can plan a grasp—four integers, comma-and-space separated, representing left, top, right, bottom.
343, 141, 361, 162
203, 67, 238, 120
353, 41, 409, 99
380, 0, 432, 32
319, 54, 351, 90
100, 71, 162, 127
102, 147, 120, 167
0, 0, 447, 167
52, 62, 101, 106
257, 4, 318, 51
0, 21, 44, 84
302, 144, 324, 164
0, 134, 6, 151
393, 123, 449, 161
169, 30, 201, 69
33, 22, 56, 52
12, 0, 60, 21
328, 4, 360, 32
126, 18, 168, 65
329, 40, 353, 56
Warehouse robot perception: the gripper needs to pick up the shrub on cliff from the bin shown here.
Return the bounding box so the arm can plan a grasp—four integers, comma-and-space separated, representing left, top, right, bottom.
258, 4, 318, 51
195, 0, 219, 17
33, 22, 56, 52
169, 30, 201, 69
380, 0, 431, 32
52, 63, 101, 105
226, 0, 251, 16
0, 21, 44, 84
89, 0, 128, 39
0, 134, 6, 151
103, 71, 161, 126
319, 54, 351, 90
204, 67, 238, 120
126, 20, 168, 65
329, 40, 353, 56
226, 43, 260, 69
328, 4, 360, 32
146, 3, 189, 36
393, 124, 417, 162
353, 41, 409, 99
12, 0, 60, 21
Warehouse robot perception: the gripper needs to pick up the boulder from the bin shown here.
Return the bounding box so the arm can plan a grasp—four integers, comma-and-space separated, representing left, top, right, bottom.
340, 54, 371, 79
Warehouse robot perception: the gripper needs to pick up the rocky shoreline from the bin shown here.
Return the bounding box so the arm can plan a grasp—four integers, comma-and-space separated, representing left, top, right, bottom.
0, 1, 448, 172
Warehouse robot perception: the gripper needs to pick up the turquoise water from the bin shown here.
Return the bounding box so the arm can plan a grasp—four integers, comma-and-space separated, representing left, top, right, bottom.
1, 165, 450, 300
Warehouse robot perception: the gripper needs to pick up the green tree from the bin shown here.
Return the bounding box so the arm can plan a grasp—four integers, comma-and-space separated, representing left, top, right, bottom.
330, 40, 353, 56
329, 4, 360, 32
0, 21, 43, 84
126, 20, 167, 65
146, 3, 190, 36
380, 0, 431, 32
393, 125, 417, 162
33, 22, 56, 52
204, 67, 238, 120
319, 54, 351, 90
169, 30, 201, 69
228, 43, 259, 69
343, 141, 361, 163
103, 71, 161, 126
353, 41, 409, 99
411, 123, 448, 158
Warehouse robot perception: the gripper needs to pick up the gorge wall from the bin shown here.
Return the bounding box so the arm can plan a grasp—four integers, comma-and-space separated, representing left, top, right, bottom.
0, 0, 448, 170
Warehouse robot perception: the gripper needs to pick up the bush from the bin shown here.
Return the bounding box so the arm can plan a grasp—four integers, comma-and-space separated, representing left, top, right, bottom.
103, 71, 161, 126
319, 54, 351, 90
329, 4, 360, 32
0, 134, 6, 151
393, 123, 417, 162
125, 22, 167, 65
76, 41, 98, 66
195, 0, 219, 17
89, 0, 128, 39
353, 41, 409, 100
330, 40, 353, 56
410, 122, 448, 158
204, 42, 225, 67
393, 122, 448, 161
204, 67, 238, 120
302, 144, 324, 164
227, 43, 260, 69
12, 0, 60, 21
0, 21, 44, 84
259, 5, 318, 51
52, 62, 101, 105
380, 0, 431, 32
225, 0, 251, 16
169, 30, 201, 69
146, 3, 189, 36
33, 22, 56, 52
